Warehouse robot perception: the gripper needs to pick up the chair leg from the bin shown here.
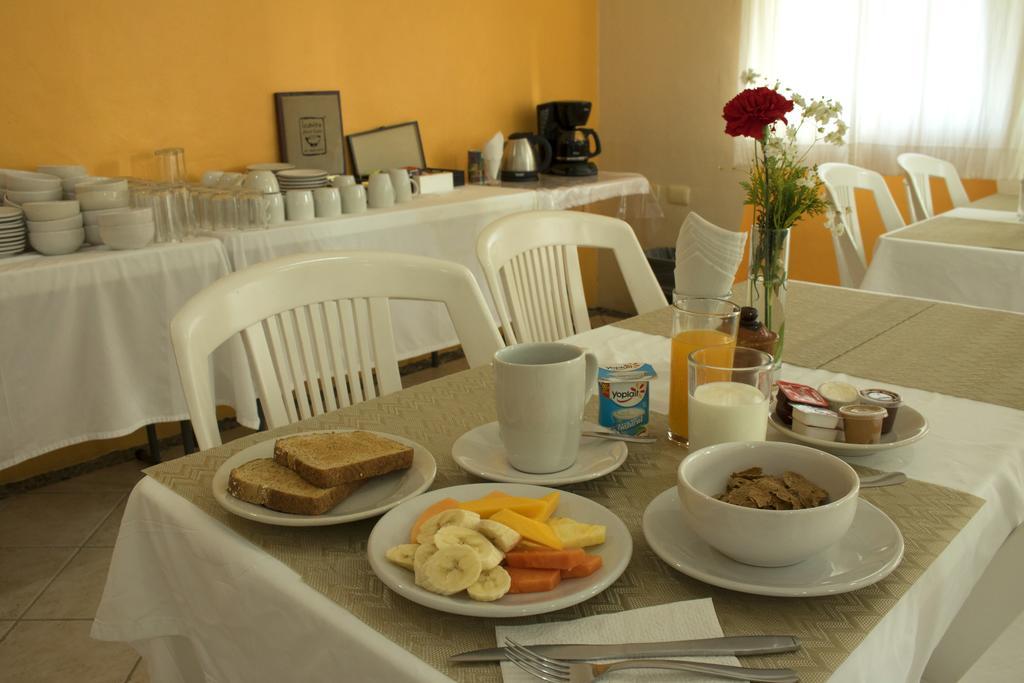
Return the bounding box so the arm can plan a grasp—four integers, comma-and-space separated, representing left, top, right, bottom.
257, 399, 268, 432
180, 420, 198, 454
431, 351, 440, 368
139, 424, 161, 464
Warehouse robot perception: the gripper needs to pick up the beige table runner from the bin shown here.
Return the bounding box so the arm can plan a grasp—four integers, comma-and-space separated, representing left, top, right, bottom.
969, 193, 1018, 212
146, 365, 982, 683
889, 216, 1024, 252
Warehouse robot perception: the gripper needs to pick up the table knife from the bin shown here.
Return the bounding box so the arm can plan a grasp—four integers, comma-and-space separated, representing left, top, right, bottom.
449, 635, 800, 662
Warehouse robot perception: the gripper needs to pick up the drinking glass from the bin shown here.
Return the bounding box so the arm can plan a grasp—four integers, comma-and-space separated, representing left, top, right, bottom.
211, 191, 239, 231
668, 297, 740, 445
238, 190, 269, 230
687, 347, 773, 451
154, 147, 187, 184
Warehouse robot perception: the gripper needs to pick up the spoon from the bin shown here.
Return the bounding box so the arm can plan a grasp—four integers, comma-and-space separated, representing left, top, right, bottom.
859, 471, 907, 488
582, 430, 657, 444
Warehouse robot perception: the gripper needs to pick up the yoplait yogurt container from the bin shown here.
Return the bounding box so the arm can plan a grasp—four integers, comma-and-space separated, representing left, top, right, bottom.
598, 362, 658, 436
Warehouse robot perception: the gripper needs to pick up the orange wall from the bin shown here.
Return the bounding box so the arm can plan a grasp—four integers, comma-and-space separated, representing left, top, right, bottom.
737, 177, 999, 284
1, 0, 597, 179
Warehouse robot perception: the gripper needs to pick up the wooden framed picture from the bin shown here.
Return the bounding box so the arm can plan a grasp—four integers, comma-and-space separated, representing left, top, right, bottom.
346, 121, 426, 179
274, 91, 345, 174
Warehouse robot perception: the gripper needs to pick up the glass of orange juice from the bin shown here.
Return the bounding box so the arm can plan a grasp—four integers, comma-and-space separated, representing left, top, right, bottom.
668, 297, 740, 445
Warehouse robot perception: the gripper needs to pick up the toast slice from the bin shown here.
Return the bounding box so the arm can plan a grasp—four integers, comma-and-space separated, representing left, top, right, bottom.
273, 430, 414, 488
228, 458, 363, 515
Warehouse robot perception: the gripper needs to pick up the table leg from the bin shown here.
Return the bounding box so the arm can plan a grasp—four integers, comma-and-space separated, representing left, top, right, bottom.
180, 421, 198, 455
140, 424, 161, 464
431, 351, 440, 368
257, 399, 267, 432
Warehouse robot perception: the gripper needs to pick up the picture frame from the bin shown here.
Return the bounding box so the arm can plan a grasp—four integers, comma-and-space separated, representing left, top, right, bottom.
274, 91, 345, 174
346, 121, 426, 179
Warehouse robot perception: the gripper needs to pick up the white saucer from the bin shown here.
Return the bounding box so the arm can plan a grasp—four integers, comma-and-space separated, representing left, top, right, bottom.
769, 405, 928, 457
212, 429, 436, 527
367, 482, 632, 617
451, 421, 628, 486
642, 487, 903, 597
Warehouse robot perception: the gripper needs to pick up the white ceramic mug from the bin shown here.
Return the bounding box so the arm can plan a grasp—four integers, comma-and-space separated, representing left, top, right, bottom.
367, 173, 395, 209
284, 189, 314, 221
313, 187, 342, 217
331, 175, 356, 189
387, 168, 420, 203
243, 170, 280, 194
494, 343, 598, 474
265, 192, 286, 224
341, 184, 367, 213
201, 170, 224, 187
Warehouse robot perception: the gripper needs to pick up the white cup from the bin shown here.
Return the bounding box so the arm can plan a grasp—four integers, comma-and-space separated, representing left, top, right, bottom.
243, 170, 280, 194
201, 171, 224, 187
341, 184, 367, 214
285, 190, 314, 221
266, 192, 286, 224
494, 343, 598, 474
388, 168, 420, 203
331, 175, 356, 189
367, 173, 395, 209
313, 187, 342, 217
217, 172, 244, 188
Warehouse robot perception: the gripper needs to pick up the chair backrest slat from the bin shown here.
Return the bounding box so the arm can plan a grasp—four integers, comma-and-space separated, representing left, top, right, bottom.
897, 153, 970, 221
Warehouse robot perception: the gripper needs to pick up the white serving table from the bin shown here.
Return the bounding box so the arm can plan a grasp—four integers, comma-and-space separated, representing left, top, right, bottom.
93, 317, 1024, 682
0, 239, 258, 472
861, 206, 1024, 313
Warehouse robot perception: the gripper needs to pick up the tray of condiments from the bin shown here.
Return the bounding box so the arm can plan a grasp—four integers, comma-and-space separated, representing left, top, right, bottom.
768, 380, 928, 456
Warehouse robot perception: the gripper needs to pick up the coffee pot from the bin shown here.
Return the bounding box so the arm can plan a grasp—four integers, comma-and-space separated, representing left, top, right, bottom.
500, 133, 552, 182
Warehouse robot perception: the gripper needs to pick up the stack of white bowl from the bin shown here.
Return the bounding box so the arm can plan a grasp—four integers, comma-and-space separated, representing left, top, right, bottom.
3, 171, 63, 206
0, 206, 27, 257
36, 165, 89, 200
24, 199, 84, 255
97, 207, 155, 250
76, 179, 130, 230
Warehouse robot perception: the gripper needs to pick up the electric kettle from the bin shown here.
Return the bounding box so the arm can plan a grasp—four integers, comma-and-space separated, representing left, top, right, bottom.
500, 133, 552, 182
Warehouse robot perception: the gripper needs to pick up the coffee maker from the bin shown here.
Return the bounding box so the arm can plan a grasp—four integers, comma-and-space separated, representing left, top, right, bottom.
537, 101, 602, 176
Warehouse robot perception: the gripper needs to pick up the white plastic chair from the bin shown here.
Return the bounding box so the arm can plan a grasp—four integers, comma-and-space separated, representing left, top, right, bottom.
171, 251, 504, 450
477, 211, 665, 344
818, 163, 906, 289
897, 153, 970, 221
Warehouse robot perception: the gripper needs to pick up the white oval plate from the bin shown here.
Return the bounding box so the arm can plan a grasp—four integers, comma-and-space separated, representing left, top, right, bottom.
643, 487, 903, 597
451, 421, 628, 486
367, 483, 632, 617
768, 405, 928, 456
211, 429, 436, 527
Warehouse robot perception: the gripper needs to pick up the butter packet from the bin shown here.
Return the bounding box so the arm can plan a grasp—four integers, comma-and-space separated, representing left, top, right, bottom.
598, 363, 657, 436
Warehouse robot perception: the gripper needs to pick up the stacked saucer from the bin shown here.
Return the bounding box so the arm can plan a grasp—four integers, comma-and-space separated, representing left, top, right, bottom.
0, 206, 27, 257
277, 169, 330, 191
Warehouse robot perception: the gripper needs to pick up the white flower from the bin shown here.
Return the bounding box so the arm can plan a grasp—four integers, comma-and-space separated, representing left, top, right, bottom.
796, 177, 816, 189
824, 206, 847, 237
740, 68, 761, 85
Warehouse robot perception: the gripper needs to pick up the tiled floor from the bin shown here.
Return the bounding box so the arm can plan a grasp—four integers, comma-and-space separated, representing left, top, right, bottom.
0, 315, 626, 682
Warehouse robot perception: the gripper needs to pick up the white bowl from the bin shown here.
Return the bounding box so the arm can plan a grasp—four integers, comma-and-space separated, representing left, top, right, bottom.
78, 189, 130, 211
100, 221, 154, 250
29, 227, 84, 255
75, 178, 129, 194
37, 165, 88, 179
21, 200, 80, 222
4, 170, 62, 192
96, 207, 153, 227
82, 208, 122, 226
27, 214, 84, 233
6, 188, 63, 203
63, 175, 104, 192
84, 222, 103, 245
676, 441, 859, 567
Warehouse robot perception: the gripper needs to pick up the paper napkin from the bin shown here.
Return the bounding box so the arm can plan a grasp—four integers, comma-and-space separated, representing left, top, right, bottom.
674, 211, 748, 298
495, 598, 741, 682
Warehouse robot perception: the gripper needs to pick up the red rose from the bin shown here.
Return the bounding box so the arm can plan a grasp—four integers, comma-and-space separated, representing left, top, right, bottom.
722, 87, 794, 140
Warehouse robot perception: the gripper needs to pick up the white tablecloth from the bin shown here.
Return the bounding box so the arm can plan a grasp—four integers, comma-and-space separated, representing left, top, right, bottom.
861, 207, 1024, 313
0, 240, 258, 471
93, 325, 1024, 683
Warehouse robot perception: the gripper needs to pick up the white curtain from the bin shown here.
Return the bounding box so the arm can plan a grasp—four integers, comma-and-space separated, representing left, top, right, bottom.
738, 0, 1024, 179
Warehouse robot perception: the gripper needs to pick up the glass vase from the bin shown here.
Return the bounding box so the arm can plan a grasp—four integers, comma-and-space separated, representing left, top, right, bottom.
747, 226, 791, 367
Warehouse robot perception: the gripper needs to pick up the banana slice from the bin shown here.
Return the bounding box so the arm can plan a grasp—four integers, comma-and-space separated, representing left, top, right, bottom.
416, 545, 482, 595
467, 566, 512, 602
434, 526, 504, 570
415, 509, 481, 544
385, 543, 419, 571
476, 519, 522, 552
413, 542, 438, 572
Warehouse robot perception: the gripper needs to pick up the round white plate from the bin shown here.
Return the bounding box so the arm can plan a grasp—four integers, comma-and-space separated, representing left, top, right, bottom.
211, 429, 436, 527
367, 482, 632, 617
451, 421, 628, 486
278, 169, 329, 179
768, 405, 928, 456
642, 487, 903, 597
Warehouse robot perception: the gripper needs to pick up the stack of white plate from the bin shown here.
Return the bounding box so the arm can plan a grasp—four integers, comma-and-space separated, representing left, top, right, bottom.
246, 162, 295, 173
0, 206, 27, 258
277, 169, 329, 191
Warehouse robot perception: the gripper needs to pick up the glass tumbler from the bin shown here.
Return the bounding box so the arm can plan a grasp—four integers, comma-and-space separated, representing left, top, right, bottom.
238, 190, 269, 230
211, 191, 239, 231
687, 347, 773, 451
155, 147, 187, 184
668, 297, 740, 445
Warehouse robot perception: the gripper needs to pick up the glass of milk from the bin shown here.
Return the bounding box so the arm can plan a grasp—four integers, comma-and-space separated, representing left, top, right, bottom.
687, 347, 773, 451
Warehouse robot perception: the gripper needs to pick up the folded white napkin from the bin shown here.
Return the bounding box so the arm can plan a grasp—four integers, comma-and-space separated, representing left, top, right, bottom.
674, 212, 747, 298
483, 132, 504, 160
496, 598, 741, 682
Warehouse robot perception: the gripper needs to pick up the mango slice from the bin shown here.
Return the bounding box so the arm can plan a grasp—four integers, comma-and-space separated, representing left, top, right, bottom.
547, 516, 606, 549
490, 509, 563, 549
459, 496, 546, 519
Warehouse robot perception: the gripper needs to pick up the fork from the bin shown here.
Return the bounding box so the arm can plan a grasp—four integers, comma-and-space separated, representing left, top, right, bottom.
504, 638, 800, 682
